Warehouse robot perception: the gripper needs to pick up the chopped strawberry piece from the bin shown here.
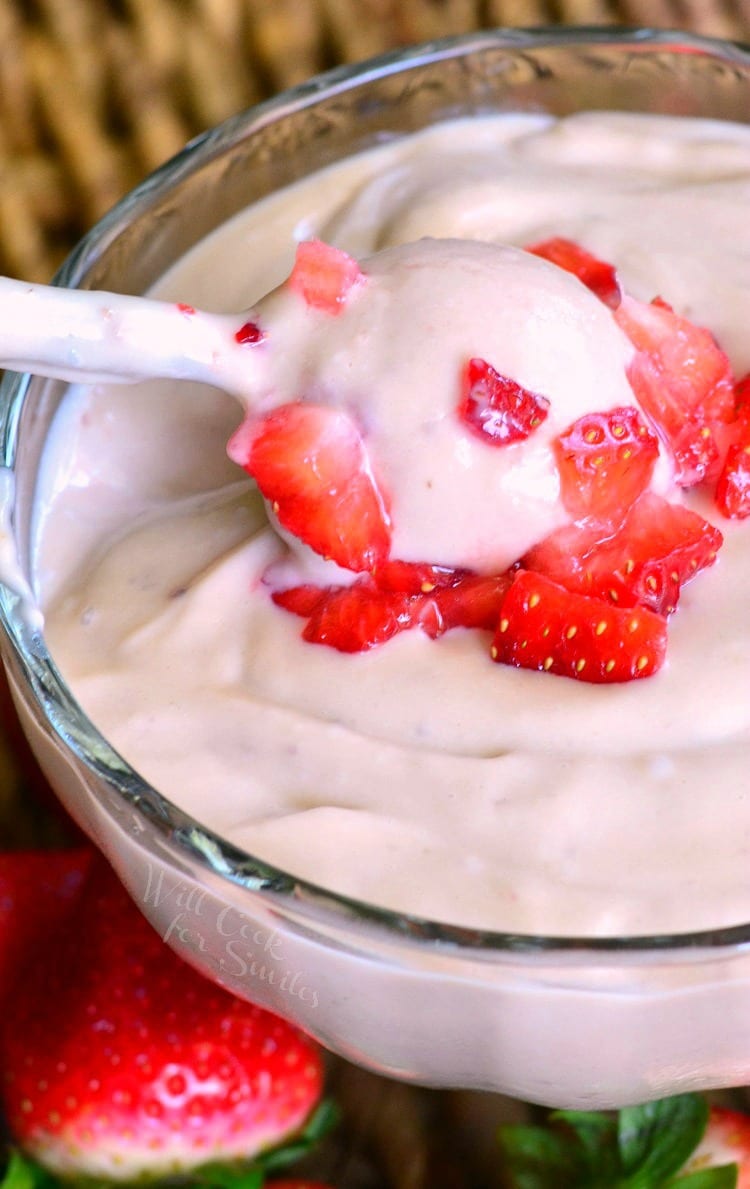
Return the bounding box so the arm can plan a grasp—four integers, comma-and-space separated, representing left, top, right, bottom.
615, 294, 736, 486
735, 372, 750, 412
372, 560, 468, 595
229, 402, 391, 573
526, 237, 621, 308
288, 239, 365, 314
554, 405, 659, 523
716, 438, 750, 519
492, 570, 668, 683
273, 569, 511, 652
373, 562, 511, 628
434, 571, 512, 632
234, 319, 264, 345
301, 582, 442, 652
272, 584, 326, 617
715, 373, 750, 519
459, 357, 550, 446
525, 492, 723, 617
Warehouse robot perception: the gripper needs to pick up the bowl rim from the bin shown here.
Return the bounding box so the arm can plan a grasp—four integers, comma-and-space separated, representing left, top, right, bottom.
3, 23, 750, 962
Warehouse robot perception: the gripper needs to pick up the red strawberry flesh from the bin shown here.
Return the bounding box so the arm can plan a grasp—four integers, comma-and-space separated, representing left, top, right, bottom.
459, 357, 550, 446
288, 239, 365, 315
372, 559, 468, 595
715, 374, 750, 519
229, 402, 391, 572
297, 582, 443, 652
554, 405, 659, 524
492, 570, 667, 682
273, 569, 511, 652
235, 320, 265, 345
526, 236, 622, 308
615, 294, 736, 486
525, 492, 723, 617
716, 438, 750, 519
433, 571, 512, 632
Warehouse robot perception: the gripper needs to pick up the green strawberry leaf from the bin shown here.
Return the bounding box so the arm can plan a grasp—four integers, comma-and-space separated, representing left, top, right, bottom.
498, 1094, 740, 1189
618, 1096, 709, 1186
192, 1165, 265, 1189
670, 1167, 738, 1188
497, 1123, 587, 1188
0, 1151, 56, 1189
185, 1099, 338, 1187
256, 1098, 339, 1175
551, 1110, 620, 1182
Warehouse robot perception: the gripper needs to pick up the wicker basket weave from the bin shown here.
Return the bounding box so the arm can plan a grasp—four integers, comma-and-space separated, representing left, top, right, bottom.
0, 0, 748, 282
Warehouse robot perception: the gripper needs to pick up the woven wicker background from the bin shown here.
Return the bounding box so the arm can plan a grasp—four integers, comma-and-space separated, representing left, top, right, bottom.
0, 0, 748, 283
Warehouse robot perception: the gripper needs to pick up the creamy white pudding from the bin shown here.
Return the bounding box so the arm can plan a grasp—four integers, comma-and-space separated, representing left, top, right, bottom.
34, 111, 750, 937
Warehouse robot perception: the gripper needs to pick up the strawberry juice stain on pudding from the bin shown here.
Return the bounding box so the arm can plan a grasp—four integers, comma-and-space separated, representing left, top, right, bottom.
33, 111, 750, 938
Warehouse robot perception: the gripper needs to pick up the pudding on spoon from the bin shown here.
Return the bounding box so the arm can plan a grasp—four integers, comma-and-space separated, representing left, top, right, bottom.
0, 231, 733, 681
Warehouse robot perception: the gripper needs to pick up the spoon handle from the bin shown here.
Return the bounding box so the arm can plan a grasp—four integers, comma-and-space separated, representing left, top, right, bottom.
0, 276, 263, 402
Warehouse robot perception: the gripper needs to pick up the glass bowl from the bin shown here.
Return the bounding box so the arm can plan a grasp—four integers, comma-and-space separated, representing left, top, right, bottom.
2, 26, 750, 1109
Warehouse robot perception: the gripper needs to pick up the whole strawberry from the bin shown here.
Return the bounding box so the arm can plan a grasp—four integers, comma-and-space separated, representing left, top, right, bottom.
1, 856, 324, 1182
0, 848, 91, 1003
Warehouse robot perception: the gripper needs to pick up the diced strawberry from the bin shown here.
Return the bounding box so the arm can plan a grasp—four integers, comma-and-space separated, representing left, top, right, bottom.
735, 372, 750, 412
681, 1106, 750, 1187
716, 373, 750, 519
459, 357, 550, 446
716, 438, 750, 519
372, 559, 467, 595
288, 239, 365, 315
272, 584, 327, 617
615, 294, 736, 486
434, 571, 512, 632
273, 569, 511, 652
229, 402, 391, 573
525, 237, 621, 308
554, 405, 660, 523
492, 570, 667, 682
525, 492, 723, 617
234, 319, 264, 345
301, 582, 442, 652
373, 561, 511, 626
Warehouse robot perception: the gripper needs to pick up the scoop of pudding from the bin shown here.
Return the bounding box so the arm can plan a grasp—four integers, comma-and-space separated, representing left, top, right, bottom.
230, 237, 660, 575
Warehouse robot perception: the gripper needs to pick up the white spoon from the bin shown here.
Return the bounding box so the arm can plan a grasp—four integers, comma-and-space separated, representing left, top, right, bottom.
0, 276, 270, 405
